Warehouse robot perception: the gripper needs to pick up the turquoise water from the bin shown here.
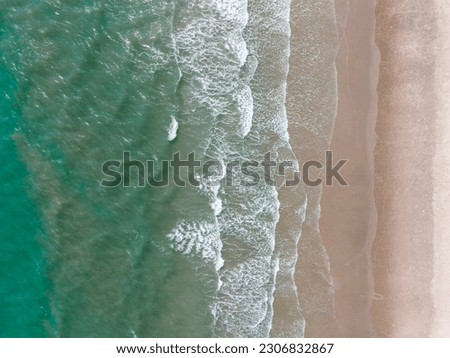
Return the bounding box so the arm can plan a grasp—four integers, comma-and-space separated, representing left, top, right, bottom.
0, 56, 52, 337
0, 0, 320, 337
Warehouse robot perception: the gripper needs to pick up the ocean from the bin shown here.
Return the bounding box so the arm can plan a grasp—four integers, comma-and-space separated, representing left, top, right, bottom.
0, 0, 339, 337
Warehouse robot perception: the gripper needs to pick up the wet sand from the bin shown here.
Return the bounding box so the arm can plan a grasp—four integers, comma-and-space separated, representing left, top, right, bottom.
286, 0, 341, 338
320, 0, 378, 338
285, 0, 378, 338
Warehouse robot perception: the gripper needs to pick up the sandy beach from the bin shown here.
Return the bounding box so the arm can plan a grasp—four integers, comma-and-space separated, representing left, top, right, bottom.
289, 0, 450, 337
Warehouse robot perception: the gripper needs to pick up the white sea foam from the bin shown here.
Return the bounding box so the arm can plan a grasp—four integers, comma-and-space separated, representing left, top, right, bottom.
211, 197, 223, 216
167, 219, 222, 264
168, 116, 178, 141
168, 0, 296, 337
235, 84, 253, 137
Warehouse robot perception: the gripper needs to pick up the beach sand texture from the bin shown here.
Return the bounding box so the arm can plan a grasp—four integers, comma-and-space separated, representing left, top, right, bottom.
288, 0, 450, 337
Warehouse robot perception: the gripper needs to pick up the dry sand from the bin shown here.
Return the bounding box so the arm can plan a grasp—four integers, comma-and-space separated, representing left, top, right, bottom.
431, 0, 450, 338
372, 0, 447, 337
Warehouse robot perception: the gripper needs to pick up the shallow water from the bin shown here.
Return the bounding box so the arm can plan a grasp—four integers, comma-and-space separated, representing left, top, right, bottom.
0, 0, 339, 337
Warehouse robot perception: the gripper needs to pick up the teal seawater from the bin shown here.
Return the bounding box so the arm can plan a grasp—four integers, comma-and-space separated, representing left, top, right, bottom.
0, 0, 298, 337
0, 58, 51, 337
0, 0, 223, 337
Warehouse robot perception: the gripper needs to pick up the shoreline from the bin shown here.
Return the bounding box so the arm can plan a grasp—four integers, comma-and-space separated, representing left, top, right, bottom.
284, 0, 379, 337
285, 0, 341, 337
